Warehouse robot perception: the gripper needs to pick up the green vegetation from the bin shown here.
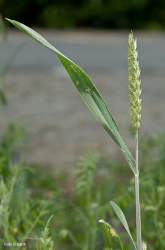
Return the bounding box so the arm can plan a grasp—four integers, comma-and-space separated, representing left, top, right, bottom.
1, 0, 165, 29
6, 19, 143, 249
0, 125, 164, 249
0, 18, 163, 249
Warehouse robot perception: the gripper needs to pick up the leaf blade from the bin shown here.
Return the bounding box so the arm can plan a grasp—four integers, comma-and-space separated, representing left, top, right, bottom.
110, 201, 137, 250
6, 18, 136, 173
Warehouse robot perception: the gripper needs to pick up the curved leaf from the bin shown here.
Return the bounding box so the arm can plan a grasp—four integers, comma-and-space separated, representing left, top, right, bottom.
110, 201, 137, 250
6, 18, 136, 174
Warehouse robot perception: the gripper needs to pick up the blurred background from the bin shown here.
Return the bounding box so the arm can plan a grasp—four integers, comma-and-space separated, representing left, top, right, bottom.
0, 1, 165, 249
1, 0, 165, 29
0, 0, 165, 169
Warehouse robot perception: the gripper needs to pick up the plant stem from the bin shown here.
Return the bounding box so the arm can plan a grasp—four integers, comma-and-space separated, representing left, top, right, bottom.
135, 131, 142, 250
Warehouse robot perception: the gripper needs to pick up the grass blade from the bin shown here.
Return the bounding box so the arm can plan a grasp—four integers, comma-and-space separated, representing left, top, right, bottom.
110, 201, 137, 250
6, 18, 136, 173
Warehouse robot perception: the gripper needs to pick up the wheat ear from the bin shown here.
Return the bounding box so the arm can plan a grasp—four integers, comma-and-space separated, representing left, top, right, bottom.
128, 32, 142, 250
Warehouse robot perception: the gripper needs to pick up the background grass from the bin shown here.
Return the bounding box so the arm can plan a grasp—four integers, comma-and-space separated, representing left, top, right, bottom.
0, 124, 164, 249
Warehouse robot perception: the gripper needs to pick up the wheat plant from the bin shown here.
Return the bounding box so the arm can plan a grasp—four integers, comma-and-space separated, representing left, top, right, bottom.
6, 18, 144, 250
128, 32, 142, 250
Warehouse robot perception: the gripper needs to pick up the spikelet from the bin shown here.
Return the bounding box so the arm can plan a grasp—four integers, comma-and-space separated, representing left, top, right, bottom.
128, 32, 142, 132
110, 227, 118, 238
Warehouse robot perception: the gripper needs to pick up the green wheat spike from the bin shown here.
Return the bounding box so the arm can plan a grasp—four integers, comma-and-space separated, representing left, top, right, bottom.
128, 32, 142, 132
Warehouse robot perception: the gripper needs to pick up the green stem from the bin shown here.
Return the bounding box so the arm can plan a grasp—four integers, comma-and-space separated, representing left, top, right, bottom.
135, 131, 142, 250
